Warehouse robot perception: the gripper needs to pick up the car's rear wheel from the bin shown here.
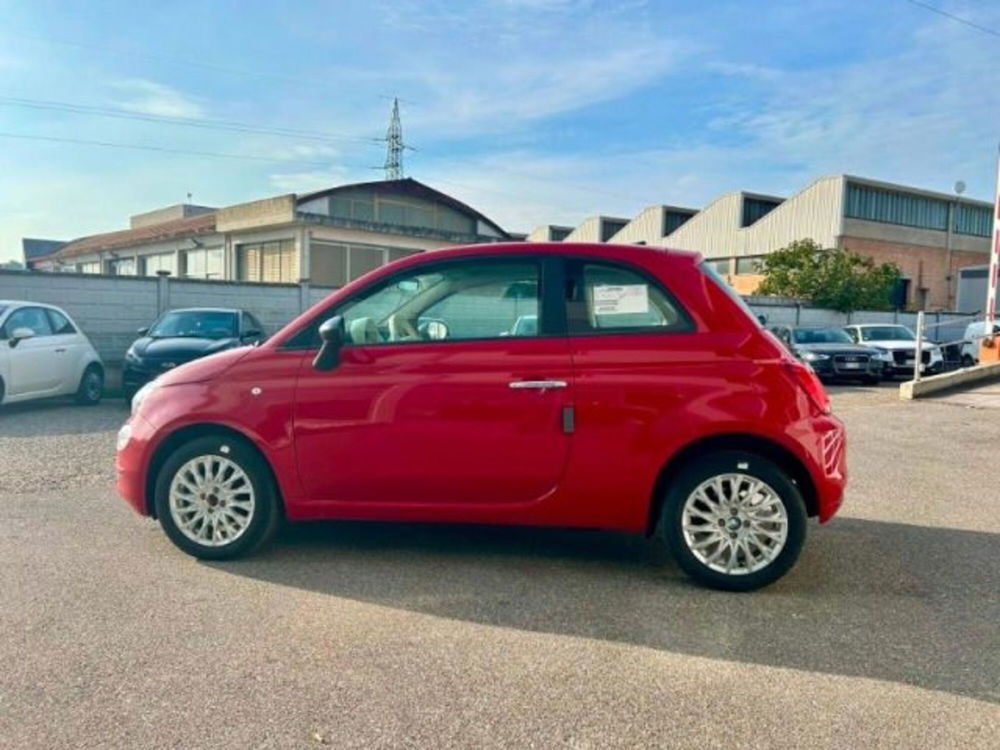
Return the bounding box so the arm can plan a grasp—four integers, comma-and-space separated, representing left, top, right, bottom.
153, 435, 281, 560
74, 365, 103, 405
660, 450, 807, 591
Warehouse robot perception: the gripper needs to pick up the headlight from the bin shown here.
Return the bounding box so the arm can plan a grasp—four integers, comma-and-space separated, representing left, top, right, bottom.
929, 347, 943, 361
131, 380, 158, 415
801, 351, 829, 362
872, 349, 894, 362
124, 346, 140, 364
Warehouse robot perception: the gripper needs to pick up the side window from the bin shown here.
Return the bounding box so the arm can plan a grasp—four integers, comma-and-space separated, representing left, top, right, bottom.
845, 328, 859, 343
568, 262, 689, 334
3, 307, 54, 338
243, 312, 264, 335
335, 259, 541, 345
46, 309, 77, 335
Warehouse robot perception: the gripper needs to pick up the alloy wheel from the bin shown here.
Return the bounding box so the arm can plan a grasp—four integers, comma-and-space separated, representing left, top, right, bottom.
680, 473, 788, 576
168, 454, 256, 547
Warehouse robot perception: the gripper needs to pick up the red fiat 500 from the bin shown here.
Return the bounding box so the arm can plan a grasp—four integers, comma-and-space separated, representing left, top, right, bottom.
116, 243, 846, 590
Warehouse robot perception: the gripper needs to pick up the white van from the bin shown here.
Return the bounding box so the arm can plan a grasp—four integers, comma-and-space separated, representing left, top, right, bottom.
0, 301, 104, 406
960, 321, 1000, 367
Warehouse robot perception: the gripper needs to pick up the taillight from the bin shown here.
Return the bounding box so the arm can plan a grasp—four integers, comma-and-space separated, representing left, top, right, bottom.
784, 360, 831, 414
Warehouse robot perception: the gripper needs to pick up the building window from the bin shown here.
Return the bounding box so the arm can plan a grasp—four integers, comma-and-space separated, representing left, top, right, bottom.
741, 198, 781, 227
142, 252, 177, 277
954, 202, 992, 237
238, 240, 298, 283
309, 243, 422, 286
600, 220, 627, 242
663, 211, 693, 236
77, 261, 100, 274
183, 248, 224, 279
107, 257, 137, 276
736, 257, 762, 275
846, 184, 949, 231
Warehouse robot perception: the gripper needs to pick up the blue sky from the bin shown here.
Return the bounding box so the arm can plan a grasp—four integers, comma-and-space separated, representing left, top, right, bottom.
1, 0, 999, 261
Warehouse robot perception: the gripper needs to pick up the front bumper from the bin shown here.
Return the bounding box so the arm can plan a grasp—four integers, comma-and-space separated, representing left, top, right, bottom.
115, 413, 158, 516
808, 358, 884, 380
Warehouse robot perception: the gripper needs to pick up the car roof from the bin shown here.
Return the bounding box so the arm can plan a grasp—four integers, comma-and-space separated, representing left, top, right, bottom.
0, 300, 66, 311
162, 307, 242, 314
850, 323, 907, 328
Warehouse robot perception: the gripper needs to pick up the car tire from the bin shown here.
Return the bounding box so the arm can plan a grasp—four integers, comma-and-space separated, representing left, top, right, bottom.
153, 435, 282, 560
961, 354, 975, 368
74, 365, 104, 405
659, 450, 807, 592
0, 376, 5, 405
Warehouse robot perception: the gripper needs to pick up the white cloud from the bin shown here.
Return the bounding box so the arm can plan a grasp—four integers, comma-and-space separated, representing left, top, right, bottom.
110, 79, 205, 119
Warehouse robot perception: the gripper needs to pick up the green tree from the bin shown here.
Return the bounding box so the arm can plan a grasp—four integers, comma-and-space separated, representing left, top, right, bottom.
756, 239, 902, 312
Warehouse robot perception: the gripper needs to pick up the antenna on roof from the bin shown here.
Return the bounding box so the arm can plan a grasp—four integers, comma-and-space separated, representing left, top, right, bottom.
382, 97, 405, 181
186, 191, 193, 202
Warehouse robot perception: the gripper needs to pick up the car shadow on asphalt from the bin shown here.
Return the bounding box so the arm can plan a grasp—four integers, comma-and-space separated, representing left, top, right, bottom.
0, 399, 127, 436
207, 517, 999, 704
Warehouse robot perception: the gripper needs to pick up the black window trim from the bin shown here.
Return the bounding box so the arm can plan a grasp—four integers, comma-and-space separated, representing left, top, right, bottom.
1, 305, 55, 339
563, 257, 695, 337
45, 307, 77, 335
283, 253, 563, 350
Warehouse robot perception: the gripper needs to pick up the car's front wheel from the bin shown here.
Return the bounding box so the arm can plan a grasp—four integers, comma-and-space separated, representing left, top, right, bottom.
660, 450, 807, 591
153, 435, 281, 560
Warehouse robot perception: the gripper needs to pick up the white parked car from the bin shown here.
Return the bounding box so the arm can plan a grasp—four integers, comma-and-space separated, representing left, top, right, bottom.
0, 301, 104, 406
842, 323, 944, 378
959, 321, 1000, 367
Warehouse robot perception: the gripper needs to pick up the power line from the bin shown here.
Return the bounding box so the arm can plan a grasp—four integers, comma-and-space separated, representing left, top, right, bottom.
903, 0, 1000, 38
0, 95, 379, 145
0, 131, 350, 166
4, 28, 374, 87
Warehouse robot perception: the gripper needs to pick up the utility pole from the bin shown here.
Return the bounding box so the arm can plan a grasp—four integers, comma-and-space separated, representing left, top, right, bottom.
383, 97, 404, 180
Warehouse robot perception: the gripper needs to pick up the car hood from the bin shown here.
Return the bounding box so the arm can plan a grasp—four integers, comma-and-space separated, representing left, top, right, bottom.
795, 342, 878, 354
156, 346, 253, 387
860, 339, 934, 351
132, 336, 238, 360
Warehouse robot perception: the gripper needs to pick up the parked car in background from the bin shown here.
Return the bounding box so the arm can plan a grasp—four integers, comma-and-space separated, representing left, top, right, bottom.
122, 308, 265, 401
842, 324, 943, 378
116, 243, 848, 592
0, 301, 104, 406
959, 321, 1000, 367
769, 325, 889, 383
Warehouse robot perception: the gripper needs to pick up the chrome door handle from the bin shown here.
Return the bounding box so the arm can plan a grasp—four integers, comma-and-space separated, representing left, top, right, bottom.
509, 380, 568, 390
54, 348, 66, 353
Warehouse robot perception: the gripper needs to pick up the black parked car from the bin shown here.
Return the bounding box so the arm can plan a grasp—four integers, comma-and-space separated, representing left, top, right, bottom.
769, 325, 891, 384
123, 308, 265, 401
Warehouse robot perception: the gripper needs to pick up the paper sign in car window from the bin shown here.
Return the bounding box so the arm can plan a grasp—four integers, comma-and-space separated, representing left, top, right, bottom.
592, 284, 649, 315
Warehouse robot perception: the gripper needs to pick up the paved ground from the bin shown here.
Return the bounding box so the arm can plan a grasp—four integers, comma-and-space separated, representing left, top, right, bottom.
1, 386, 998, 749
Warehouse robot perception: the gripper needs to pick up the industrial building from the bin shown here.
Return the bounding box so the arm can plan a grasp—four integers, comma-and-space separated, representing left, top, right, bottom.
29, 178, 510, 285
530, 174, 994, 311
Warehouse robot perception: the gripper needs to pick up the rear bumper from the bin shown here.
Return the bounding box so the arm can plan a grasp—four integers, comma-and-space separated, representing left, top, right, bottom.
115, 413, 157, 516
796, 414, 847, 523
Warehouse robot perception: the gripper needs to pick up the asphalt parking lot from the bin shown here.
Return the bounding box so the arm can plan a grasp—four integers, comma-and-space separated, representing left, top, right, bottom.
1, 384, 998, 749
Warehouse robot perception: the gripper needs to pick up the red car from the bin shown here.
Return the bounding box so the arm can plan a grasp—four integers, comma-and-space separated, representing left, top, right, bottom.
116, 243, 846, 590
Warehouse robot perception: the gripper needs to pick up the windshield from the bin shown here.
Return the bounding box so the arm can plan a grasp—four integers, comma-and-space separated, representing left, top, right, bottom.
148, 310, 238, 339
699, 263, 760, 326
792, 327, 853, 344
860, 326, 915, 342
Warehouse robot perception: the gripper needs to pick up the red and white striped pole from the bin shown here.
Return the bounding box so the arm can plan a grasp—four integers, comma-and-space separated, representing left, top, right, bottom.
985, 146, 1000, 339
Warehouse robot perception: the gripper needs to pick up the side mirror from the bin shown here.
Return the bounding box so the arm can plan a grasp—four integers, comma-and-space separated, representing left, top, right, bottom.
8, 326, 35, 348
313, 316, 346, 371
756, 314, 768, 326
137, 326, 149, 336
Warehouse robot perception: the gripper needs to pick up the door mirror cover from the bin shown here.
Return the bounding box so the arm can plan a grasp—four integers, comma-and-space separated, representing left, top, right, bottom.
313, 316, 346, 371
9, 326, 35, 347
137, 326, 149, 336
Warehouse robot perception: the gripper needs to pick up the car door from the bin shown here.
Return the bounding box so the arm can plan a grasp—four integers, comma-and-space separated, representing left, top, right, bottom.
44, 307, 85, 394
2, 306, 60, 397
293, 256, 573, 507
557, 258, 726, 529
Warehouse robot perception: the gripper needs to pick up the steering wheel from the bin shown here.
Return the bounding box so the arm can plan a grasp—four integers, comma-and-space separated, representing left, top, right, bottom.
388, 314, 420, 342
